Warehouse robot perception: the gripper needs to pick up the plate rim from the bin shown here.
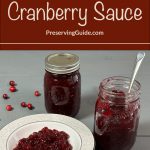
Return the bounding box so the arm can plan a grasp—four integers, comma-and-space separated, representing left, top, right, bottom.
0, 113, 95, 150
6, 120, 83, 150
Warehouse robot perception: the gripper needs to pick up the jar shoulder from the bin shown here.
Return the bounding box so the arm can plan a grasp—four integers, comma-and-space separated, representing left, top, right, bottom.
44, 70, 81, 85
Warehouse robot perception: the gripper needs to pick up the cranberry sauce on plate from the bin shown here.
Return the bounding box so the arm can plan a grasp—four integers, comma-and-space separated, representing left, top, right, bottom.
13, 127, 72, 150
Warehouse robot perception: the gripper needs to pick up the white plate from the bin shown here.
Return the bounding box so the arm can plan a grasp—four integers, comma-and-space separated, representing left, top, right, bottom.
0, 114, 95, 150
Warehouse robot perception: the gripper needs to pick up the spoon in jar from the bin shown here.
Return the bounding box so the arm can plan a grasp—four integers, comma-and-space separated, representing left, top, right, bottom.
128, 52, 145, 93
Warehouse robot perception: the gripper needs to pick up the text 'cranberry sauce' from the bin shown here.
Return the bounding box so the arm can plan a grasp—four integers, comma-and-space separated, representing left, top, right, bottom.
13, 127, 72, 150
44, 53, 81, 117
94, 76, 140, 150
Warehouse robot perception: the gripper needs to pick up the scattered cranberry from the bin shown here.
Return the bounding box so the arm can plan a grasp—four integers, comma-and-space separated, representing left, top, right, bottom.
9, 86, 16, 92
21, 102, 27, 107
3, 94, 9, 99
27, 103, 33, 110
9, 80, 16, 86
6, 105, 13, 111
34, 90, 40, 96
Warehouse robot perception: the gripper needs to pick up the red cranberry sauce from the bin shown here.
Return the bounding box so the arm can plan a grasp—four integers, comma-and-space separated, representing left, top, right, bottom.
44, 70, 81, 117
13, 127, 72, 150
94, 90, 140, 150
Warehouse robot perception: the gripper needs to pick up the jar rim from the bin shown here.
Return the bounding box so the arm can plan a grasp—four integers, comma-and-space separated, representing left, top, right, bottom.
100, 76, 141, 99
45, 53, 80, 74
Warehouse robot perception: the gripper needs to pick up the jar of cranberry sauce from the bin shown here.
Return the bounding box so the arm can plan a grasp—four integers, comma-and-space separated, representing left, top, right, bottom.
44, 53, 81, 117
94, 76, 140, 150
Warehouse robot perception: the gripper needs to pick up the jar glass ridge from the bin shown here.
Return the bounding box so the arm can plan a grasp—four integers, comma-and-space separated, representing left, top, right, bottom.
94, 76, 141, 150
44, 53, 81, 117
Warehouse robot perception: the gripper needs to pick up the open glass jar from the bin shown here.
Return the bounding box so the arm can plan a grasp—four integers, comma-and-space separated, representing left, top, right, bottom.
94, 76, 140, 150
44, 53, 81, 117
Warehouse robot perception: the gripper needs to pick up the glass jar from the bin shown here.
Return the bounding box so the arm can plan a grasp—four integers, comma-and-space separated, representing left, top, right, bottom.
94, 76, 140, 150
44, 53, 81, 117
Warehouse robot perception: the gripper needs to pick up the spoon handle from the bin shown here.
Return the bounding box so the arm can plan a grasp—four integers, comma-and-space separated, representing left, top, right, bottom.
128, 52, 145, 93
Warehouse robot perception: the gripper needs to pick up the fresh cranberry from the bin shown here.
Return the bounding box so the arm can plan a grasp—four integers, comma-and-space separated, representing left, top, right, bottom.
9, 80, 16, 86
6, 105, 13, 111
27, 103, 33, 110
34, 90, 40, 96
3, 94, 9, 99
21, 102, 27, 107
9, 86, 16, 92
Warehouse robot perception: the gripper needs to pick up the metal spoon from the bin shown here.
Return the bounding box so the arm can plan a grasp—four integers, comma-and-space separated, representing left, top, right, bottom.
128, 52, 145, 93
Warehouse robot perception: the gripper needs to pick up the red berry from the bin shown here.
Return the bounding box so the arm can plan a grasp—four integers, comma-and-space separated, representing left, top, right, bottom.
21, 102, 27, 107
34, 90, 40, 96
9, 80, 16, 86
27, 103, 33, 110
3, 94, 9, 99
6, 105, 13, 111
9, 86, 16, 92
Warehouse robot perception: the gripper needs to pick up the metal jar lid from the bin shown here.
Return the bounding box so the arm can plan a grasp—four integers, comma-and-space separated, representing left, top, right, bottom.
45, 53, 80, 74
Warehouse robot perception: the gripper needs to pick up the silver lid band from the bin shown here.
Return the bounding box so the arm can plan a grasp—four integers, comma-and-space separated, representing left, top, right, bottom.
45, 53, 80, 74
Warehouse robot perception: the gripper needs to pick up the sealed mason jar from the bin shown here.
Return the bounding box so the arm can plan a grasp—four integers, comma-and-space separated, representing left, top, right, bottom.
94, 76, 140, 150
44, 53, 81, 117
